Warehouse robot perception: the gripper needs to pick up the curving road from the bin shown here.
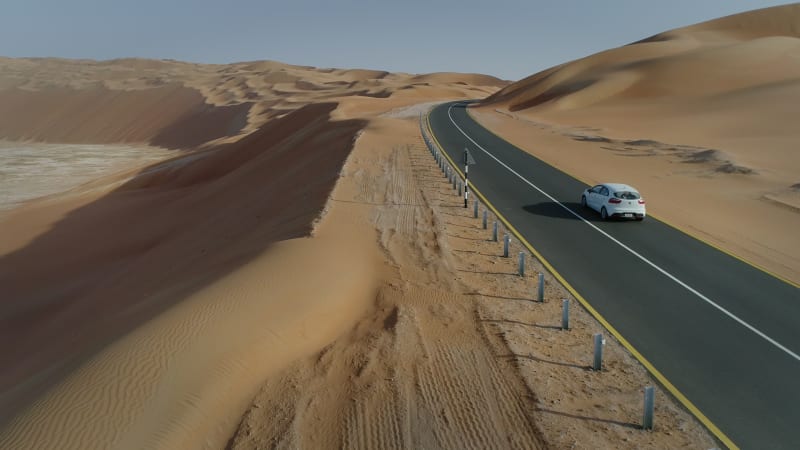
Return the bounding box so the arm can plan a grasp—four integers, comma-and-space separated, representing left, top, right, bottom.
427, 101, 800, 450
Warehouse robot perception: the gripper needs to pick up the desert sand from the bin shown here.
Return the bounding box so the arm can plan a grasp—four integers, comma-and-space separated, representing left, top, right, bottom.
2, 4, 794, 449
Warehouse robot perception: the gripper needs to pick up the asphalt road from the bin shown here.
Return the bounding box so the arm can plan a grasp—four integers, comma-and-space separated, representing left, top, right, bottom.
428, 101, 800, 450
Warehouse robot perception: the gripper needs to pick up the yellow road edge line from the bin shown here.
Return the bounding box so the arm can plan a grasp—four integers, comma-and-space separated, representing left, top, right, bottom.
465, 107, 799, 289
424, 110, 739, 450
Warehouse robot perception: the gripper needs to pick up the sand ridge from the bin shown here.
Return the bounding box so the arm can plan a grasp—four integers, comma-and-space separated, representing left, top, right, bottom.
0, 101, 367, 431
0, 57, 506, 147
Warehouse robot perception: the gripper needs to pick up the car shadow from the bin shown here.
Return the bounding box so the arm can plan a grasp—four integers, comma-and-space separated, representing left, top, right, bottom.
523, 201, 603, 222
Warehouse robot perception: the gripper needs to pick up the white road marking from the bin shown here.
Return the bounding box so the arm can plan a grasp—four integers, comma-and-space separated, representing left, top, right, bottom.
446, 103, 800, 362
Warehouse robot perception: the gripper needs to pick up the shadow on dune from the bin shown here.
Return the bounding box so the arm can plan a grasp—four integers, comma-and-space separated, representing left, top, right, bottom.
0, 102, 367, 426
150, 101, 252, 149
509, 79, 596, 111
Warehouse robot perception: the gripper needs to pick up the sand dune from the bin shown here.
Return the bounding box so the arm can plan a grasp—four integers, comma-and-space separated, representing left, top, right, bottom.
0, 100, 367, 430
487, 5, 800, 112
0, 57, 519, 449
477, 3, 800, 282
410, 72, 510, 86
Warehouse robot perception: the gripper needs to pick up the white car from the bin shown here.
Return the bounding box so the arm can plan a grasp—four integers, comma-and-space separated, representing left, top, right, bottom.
581, 183, 646, 221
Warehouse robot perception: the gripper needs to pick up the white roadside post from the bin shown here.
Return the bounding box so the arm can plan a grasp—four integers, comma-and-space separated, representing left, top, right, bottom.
537, 273, 545, 302
643, 386, 655, 430
593, 334, 604, 371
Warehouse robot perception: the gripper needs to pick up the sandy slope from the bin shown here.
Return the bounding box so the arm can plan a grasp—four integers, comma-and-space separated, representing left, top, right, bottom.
0, 235, 378, 450
0, 98, 369, 439
478, 3, 800, 283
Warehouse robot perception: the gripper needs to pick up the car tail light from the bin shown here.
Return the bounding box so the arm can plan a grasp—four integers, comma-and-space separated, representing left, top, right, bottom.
608, 198, 622, 204
638, 199, 646, 204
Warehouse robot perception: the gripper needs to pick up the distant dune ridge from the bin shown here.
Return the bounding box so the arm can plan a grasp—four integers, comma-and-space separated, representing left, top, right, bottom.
0, 57, 505, 148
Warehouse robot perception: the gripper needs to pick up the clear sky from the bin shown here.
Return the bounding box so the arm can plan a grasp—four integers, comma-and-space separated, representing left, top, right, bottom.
0, 0, 791, 80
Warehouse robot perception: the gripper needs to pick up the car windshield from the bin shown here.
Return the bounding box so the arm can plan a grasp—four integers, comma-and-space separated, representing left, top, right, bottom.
613, 191, 640, 200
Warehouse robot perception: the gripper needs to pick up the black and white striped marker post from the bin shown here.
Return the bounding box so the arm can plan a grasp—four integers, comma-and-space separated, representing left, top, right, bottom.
464, 161, 469, 208
462, 148, 476, 208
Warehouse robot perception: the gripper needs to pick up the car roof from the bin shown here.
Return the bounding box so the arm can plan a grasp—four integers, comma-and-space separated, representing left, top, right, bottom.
602, 183, 639, 192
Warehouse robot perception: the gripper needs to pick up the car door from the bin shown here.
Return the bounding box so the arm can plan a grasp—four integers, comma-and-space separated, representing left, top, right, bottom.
588, 185, 603, 210
599, 186, 610, 210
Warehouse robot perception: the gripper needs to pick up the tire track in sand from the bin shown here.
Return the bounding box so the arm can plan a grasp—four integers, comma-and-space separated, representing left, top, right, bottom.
230, 133, 543, 449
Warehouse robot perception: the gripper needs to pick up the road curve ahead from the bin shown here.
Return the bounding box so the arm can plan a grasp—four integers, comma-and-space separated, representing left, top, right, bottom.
428, 101, 800, 450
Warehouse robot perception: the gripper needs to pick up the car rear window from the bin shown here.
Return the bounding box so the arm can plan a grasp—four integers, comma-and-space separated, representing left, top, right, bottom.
614, 191, 640, 200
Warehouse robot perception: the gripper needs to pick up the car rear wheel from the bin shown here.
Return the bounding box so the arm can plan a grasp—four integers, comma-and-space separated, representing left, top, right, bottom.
600, 207, 608, 220
581, 195, 587, 208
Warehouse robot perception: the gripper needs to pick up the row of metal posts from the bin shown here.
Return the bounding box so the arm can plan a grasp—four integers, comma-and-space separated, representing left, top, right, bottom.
420, 113, 655, 431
